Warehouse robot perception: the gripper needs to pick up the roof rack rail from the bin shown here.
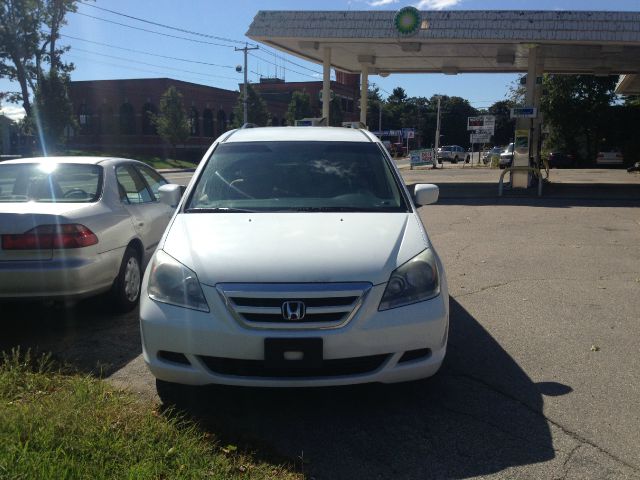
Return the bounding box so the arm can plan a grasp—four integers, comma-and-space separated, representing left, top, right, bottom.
240, 123, 258, 129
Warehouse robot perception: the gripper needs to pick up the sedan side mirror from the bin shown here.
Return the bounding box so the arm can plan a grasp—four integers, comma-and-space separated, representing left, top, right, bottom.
158, 183, 183, 208
414, 184, 439, 206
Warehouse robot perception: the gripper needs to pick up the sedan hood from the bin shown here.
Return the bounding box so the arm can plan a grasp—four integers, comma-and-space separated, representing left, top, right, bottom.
162, 212, 429, 285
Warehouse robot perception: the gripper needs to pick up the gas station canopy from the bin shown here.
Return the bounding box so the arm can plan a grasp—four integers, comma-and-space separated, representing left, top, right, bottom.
246, 10, 640, 78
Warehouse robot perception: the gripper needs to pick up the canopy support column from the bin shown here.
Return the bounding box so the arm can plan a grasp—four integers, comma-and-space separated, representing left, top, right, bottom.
360, 64, 369, 126
322, 47, 331, 123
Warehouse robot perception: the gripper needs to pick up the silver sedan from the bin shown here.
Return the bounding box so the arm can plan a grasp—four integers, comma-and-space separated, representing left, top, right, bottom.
0, 157, 180, 311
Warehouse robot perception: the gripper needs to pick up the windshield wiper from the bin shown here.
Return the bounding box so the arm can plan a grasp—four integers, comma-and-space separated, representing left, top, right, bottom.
285, 206, 388, 212
184, 207, 256, 213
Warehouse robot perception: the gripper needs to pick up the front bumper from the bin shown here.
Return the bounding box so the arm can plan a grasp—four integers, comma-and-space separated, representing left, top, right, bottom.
0, 248, 123, 299
140, 280, 449, 387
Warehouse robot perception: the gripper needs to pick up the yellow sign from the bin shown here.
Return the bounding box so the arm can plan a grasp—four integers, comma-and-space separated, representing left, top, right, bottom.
515, 129, 529, 152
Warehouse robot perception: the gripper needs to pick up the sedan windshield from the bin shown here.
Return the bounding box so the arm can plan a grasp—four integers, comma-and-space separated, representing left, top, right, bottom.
187, 141, 409, 212
0, 163, 103, 203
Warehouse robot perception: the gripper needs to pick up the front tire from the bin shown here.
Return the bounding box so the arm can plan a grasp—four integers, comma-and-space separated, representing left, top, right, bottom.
112, 246, 142, 313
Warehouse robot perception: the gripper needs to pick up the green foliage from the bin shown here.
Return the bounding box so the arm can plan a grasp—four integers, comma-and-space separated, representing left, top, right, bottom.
487, 100, 516, 147
0, 0, 79, 116
153, 86, 191, 148
0, 349, 300, 479
285, 91, 312, 125
328, 96, 343, 127
33, 72, 75, 151
541, 74, 618, 163
232, 84, 271, 127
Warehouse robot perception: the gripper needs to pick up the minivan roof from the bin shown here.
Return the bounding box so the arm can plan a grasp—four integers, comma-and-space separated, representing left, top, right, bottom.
223, 126, 375, 143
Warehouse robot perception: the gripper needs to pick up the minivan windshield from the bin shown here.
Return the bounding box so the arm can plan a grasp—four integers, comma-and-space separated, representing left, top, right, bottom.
187, 141, 409, 212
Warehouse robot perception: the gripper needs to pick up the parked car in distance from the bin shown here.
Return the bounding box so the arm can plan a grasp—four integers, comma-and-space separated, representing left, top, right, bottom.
483, 146, 503, 165
0, 157, 179, 311
499, 143, 515, 169
437, 145, 467, 163
548, 151, 576, 168
596, 148, 624, 167
140, 126, 449, 392
392, 142, 407, 158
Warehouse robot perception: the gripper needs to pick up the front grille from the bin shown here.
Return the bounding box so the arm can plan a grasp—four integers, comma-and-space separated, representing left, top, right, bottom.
217, 283, 371, 330
242, 312, 345, 323
200, 354, 390, 378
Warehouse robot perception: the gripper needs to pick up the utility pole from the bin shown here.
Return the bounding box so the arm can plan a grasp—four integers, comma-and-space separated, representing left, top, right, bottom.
378, 101, 382, 133
235, 43, 259, 125
434, 96, 442, 167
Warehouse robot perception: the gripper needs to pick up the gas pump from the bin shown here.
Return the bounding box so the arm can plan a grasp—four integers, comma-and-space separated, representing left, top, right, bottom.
511, 123, 532, 188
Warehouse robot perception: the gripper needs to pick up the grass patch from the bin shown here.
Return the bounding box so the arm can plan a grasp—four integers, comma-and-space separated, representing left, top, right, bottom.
0, 349, 299, 480
54, 149, 196, 170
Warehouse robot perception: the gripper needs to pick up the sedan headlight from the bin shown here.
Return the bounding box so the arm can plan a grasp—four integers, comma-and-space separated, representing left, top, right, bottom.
379, 249, 440, 311
148, 250, 209, 312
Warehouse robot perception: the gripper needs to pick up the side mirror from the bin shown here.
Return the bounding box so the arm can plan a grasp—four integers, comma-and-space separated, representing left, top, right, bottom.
414, 184, 439, 206
158, 183, 182, 208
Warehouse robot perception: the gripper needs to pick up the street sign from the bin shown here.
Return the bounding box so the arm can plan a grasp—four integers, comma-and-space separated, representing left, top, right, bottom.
510, 107, 537, 118
467, 115, 495, 132
470, 132, 491, 143
402, 128, 415, 139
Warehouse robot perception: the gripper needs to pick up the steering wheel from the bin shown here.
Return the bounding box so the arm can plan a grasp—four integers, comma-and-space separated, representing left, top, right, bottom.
63, 188, 89, 199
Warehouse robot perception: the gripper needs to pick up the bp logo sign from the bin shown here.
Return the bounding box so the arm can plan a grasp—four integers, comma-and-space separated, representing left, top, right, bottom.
394, 7, 421, 35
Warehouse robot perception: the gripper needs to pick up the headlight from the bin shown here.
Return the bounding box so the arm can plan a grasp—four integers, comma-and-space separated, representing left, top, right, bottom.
148, 250, 209, 312
379, 249, 440, 311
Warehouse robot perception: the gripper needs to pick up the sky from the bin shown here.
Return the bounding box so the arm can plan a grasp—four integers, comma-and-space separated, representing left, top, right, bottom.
1, 0, 640, 121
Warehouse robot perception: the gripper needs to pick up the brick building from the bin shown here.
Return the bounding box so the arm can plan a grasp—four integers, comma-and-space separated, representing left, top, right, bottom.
67, 78, 238, 159
67, 73, 361, 159
251, 71, 361, 125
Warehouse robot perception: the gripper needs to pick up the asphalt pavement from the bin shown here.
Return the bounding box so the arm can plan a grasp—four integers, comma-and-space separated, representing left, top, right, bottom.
2, 167, 639, 479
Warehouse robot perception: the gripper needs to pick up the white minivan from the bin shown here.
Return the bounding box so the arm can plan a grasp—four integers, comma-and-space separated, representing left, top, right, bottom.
140, 127, 449, 391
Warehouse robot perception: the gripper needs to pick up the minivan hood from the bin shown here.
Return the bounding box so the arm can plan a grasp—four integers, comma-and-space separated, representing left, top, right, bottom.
162, 212, 429, 285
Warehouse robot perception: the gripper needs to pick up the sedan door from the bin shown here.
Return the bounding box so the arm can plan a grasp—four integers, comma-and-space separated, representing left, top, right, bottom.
115, 164, 173, 265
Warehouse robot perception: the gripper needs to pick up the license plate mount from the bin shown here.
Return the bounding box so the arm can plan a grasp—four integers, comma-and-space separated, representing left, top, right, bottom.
264, 338, 323, 370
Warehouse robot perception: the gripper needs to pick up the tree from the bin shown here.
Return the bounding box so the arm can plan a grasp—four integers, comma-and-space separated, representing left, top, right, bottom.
153, 86, 190, 156
541, 74, 618, 163
232, 84, 270, 127
366, 86, 384, 129
437, 95, 478, 148
285, 90, 311, 125
329, 96, 344, 127
33, 71, 75, 151
487, 100, 516, 146
0, 0, 78, 117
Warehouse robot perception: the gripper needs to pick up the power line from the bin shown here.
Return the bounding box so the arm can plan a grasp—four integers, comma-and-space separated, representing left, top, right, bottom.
70, 47, 241, 81
258, 47, 323, 75
249, 52, 320, 80
78, 1, 250, 46
72, 12, 237, 49
76, 2, 323, 77
61, 34, 236, 69
66, 53, 238, 89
